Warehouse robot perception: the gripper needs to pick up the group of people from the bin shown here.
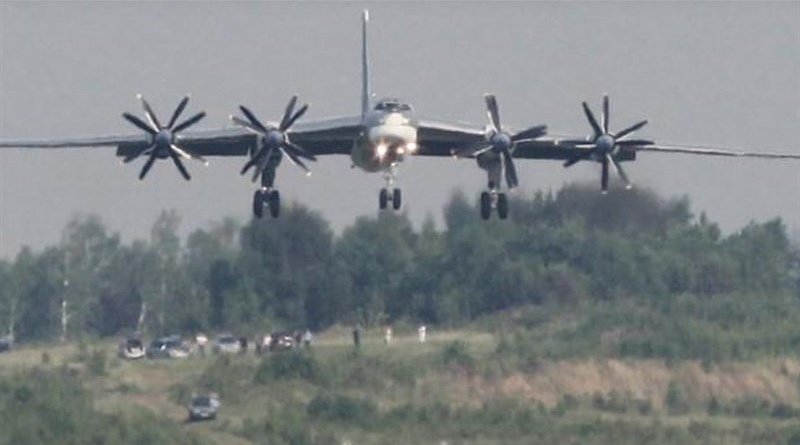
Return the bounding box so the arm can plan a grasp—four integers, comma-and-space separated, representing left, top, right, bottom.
351, 325, 428, 347
193, 329, 314, 356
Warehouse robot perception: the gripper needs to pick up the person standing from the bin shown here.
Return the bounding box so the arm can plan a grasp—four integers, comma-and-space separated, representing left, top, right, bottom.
195, 332, 208, 357
384, 325, 393, 345
352, 325, 361, 348
418, 325, 427, 343
302, 329, 313, 348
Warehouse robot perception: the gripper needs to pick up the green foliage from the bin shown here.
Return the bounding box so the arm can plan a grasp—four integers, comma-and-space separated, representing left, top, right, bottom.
307, 393, 378, 426
255, 351, 322, 384
0, 368, 202, 445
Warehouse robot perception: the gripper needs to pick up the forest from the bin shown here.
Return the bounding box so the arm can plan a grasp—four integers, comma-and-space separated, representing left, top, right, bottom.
1, 183, 797, 344
2, 183, 800, 445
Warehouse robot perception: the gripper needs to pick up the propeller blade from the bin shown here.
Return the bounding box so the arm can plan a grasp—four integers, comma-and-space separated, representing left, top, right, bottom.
484, 94, 501, 131
563, 149, 593, 167
615, 139, 654, 146
139, 151, 158, 180
231, 115, 263, 134
167, 95, 190, 129
602, 94, 610, 134
582, 102, 602, 137
601, 156, 609, 193
123, 113, 157, 135
608, 155, 632, 189
511, 125, 547, 142
284, 142, 316, 161
239, 105, 269, 133
172, 111, 206, 133
473, 145, 495, 156
502, 149, 518, 189
138, 95, 162, 130
280, 146, 311, 174
281, 103, 309, 131
279, 96, 299, 131
123, 144, 155, 163
169, 151, 191, 180
171, 144, 207, 165
241, 157, 258, 175
251, 147, 274, 182
615, 120, 648, 140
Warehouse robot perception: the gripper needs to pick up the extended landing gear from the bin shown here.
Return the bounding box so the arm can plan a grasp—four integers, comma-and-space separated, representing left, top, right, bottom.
253, 188, 280, 218
379, 188, 402, 211
379, 165, 402, 211
479, 190, 508, 220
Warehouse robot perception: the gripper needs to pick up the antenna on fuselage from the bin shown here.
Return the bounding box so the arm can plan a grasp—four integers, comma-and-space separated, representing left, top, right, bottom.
361, 9, 371, 118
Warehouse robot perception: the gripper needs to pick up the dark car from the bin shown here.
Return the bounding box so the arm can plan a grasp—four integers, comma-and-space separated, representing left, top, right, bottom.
188, 394, 220, 421
0, 337, 12, 353
147, 335, 191, 359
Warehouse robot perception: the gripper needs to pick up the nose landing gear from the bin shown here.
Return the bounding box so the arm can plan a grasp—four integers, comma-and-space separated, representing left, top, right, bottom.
379, 164, 402, 211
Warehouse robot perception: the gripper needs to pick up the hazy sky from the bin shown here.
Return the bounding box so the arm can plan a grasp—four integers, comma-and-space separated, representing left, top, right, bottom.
1, 1, 799, 258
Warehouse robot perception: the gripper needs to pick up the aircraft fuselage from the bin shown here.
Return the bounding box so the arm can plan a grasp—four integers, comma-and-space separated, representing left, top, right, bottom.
350, 105, 419, 172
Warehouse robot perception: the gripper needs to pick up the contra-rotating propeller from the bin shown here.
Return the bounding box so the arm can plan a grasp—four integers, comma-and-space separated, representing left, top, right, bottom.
121, 95, 207, 181
457, 94, 547, 189
560, 94, 654, 193
231, 95, 317, 182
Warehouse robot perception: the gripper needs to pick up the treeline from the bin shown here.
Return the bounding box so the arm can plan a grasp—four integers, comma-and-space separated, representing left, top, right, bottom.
1, 184, 797, 342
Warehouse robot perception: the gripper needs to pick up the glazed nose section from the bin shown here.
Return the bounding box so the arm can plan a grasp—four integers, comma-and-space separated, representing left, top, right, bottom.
596, 134, 615, 153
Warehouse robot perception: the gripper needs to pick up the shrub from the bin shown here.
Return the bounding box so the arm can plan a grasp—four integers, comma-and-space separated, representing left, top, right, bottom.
255, 351, 321, 384
307, 393, 377, 427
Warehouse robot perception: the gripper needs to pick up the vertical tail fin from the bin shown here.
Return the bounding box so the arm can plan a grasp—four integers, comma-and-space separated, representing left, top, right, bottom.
361, 9, 371, 117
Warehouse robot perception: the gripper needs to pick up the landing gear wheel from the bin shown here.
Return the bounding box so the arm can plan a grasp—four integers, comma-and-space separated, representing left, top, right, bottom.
480, 192, 491, 220
379, 189, 388, 210
392, 188, 402, 210
268, 190, 281, 218
497, 193, 508, 220
253, 190, 265, 219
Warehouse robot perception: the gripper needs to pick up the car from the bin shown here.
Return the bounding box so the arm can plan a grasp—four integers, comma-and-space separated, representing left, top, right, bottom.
147, 335, 191, 359
118, 337, 145, 360
213, 334, 242, 354
269, 332, 295, 351
0, 337, 12, 353
187, 394, 220, 421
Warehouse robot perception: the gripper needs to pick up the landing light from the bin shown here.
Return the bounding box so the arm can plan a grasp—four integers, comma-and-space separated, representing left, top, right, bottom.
376, 143, 388, 158
396, 147, 405, 155
406, 142, 418, 153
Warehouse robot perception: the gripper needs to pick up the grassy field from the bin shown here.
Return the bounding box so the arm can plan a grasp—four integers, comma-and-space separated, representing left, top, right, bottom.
2, 327, 800, 445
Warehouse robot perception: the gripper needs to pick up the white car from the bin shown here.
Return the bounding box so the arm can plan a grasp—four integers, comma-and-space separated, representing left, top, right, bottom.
118, 337, 146, 360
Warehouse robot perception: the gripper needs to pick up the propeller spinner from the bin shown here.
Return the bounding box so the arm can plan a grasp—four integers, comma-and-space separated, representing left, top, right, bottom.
121, 95, 207, 181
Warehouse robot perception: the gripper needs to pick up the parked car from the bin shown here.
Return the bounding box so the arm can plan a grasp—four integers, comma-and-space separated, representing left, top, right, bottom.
269, 332, 295, 351
118, 337, 146, 360
187, 394, 220, 421
213, 334, 242, 354
147, 335, 191, 359
0, 337, 12, 353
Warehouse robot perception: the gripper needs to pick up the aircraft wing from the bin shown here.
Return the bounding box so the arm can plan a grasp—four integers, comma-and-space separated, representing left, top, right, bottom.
633, 143, 800, 159
287, 116, 363, 155
415, 119, 486, 156
0, 134, 149, 149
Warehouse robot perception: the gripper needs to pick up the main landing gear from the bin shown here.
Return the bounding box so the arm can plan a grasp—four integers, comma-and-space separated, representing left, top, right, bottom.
253, 188, 280, 219
379, 188, 402, 210
479, 184, 508, 220
378, 165, 402, 211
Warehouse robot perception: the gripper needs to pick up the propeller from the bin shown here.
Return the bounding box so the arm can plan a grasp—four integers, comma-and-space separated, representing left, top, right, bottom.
560, 94, 653, 193
457, 94, 547, 189
230, 95, 316, 182
121, 94, 207, 181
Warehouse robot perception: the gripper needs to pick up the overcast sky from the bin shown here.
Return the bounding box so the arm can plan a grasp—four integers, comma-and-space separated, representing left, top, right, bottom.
1, 1, 798, 258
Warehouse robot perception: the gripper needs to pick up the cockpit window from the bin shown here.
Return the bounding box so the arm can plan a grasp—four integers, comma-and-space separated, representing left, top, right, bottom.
374, 99, 412, 112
